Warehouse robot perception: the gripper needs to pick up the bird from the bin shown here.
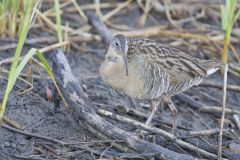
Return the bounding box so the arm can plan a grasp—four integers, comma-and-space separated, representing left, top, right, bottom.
100, 34, 221, 134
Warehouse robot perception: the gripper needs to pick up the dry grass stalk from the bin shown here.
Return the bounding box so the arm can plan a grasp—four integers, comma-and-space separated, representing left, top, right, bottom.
218, 64, 228, 160
71, 0, 87, 21
189, 128, 229, 137
65, 2, 123, 12
200, 105, 240, 115
0, 41, 69, 66
102, 0, 133, 21
3, 116, 23, 129
137, 0, 152, 27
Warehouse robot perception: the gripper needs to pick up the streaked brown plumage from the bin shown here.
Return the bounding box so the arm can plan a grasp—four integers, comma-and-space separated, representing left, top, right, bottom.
100, 34, 220, 134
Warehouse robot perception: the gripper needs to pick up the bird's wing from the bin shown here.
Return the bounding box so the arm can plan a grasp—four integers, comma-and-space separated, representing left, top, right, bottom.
139, 62, 169, 99
131, 39, 219, 85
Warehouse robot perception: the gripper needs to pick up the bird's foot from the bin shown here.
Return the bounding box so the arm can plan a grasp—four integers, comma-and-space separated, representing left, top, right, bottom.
162, 96, 178, 135
139, 131, 156, 143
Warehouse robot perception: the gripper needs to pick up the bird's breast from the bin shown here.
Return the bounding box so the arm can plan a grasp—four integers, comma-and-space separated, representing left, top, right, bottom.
100, 60, 127, 90
100, 61, 145, 99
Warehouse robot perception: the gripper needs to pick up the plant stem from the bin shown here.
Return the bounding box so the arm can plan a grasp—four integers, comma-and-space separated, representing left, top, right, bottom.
218, 64, 228, 160
221, 38, 229, 64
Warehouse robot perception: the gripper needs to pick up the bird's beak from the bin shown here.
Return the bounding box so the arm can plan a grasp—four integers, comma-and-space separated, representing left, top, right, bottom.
121, 46, 128, 76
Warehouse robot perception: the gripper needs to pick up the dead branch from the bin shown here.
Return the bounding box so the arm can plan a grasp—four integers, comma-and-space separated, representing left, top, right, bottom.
87, 13, 113, 44
114, 104, 189, 130
98, 109, 220, 159
200, 106, 240, 115
3, 116, 23, 129
200, 80, 240, 92
233, 114, 240, 130
2, 124, 67, 145
189, 128, 229, 137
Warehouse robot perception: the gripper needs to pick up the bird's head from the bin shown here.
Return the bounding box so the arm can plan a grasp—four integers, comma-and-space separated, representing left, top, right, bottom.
105, 34, 129, 76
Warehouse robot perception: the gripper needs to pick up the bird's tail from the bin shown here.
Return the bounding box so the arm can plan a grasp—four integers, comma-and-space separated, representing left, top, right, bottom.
200, 60, 222, 75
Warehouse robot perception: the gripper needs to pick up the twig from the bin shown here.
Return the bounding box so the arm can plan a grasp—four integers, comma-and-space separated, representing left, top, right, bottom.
176, 94, 239, 116
94, 0, 102, 18
163, 0, 181, 29
200, 106, 240, 115
218, 64, 228, 160
0, 36, 64, 53
0, 41, 69, 66
229, 44, 240, 62
136, 0, 158, 26
200, 81, 240, 92
3, 116, 23, 129
43, 0, 72, 16
189, 128, 229, 137
233, 114, 240, 130
137, 0, 152, 27
36, 9, 100, 41
103, 151, 155, 159
71, 0, 88, 21
65, 2, 123, 12
101, 0, 133, 21
0, 43, 18, 51
6, 154, 45, 160
84, 122, 134, 154
42, 145, 65, 160
100, 140, 116, 159
117, 27, 214, 41
0, 67, 43, 79
2, 124, 67, 145
114, 105, 189, 130
98, 109, 220, 160
87, 13, 113, 44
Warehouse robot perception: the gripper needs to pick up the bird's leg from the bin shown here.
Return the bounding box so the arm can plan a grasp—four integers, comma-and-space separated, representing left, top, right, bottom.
159, 101, 164, 115
138, 100, 159, 142
145, 100, 159, 126
130, 98, 137, 109
168, 101, 178, 135
163, 96, 178, 135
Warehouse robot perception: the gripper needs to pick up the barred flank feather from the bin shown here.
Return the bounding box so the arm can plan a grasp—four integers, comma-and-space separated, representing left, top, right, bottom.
128, 36, 220, 99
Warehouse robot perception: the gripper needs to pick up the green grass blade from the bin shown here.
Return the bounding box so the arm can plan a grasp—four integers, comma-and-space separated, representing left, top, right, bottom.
0, 0, 9, 35
232, 9, 240, 27
10, 0, 20, 12
35, 50, 68, 107
54, 0, 63, 43
0, 48, 37, 120
221, 5, 227, 31
10, 1, 20, 37
9, 48, 37, 91
229, 0, 237, 21
0, 0, 36, 121
220, 0, 239, 64
36, 50, 54, 79
8, 1, 34, 82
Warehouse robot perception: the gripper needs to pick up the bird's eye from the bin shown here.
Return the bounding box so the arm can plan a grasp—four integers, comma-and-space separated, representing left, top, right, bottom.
115, 42, 119, 47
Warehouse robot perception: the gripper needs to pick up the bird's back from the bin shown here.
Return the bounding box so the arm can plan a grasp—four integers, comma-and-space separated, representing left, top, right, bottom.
127, 38, 220, 99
